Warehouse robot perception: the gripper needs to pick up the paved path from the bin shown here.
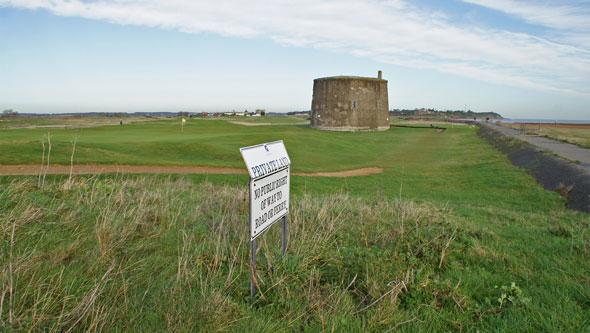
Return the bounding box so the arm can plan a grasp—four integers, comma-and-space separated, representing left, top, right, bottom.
488, 123, 590, 167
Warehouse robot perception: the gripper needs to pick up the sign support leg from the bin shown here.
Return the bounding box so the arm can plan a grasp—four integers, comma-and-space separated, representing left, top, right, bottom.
250, 238, 256, 297
282, 215, 287, 255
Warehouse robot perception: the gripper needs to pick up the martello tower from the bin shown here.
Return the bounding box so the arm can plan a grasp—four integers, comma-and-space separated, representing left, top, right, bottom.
311, 71, 389, 131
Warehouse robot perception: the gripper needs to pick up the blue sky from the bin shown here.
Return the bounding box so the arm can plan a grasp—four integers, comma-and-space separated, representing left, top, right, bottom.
1, 0, 589, 119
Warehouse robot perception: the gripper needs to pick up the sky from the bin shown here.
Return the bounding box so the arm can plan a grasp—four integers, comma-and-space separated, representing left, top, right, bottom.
0, 0, 589, 119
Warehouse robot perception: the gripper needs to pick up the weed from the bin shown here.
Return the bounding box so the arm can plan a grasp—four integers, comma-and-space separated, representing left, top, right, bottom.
549, 224, 573, 238
495, 282, 531, 308
556, 183, 575, 198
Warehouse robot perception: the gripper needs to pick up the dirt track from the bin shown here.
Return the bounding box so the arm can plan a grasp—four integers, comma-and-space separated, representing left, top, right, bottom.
0, 165, 383, 177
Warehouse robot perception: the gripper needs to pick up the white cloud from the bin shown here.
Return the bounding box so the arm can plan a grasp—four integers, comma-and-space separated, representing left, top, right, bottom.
1, 0, 589, 96
461, 0, 590, 31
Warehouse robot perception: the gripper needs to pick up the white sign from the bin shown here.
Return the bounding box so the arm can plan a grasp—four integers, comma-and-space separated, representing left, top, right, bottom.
241, 141, 291, 240
240, 140, 291, 180
249, 167, 290, 239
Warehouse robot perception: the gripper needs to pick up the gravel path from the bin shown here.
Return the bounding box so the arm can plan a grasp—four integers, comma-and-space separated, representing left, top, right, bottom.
489, 123, 590, 167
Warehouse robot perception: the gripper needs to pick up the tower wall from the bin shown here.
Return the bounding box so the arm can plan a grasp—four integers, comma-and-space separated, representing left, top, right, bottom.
311, 75, 389, 131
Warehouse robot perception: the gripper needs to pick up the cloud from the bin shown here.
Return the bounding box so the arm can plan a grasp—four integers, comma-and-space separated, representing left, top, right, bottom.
461, 0, 590, 59
461, 0, 590, 31
1, 0, 589, 96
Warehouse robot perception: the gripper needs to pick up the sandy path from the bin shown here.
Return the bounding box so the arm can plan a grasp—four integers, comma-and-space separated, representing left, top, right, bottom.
0, 165, 383, 177
228, 121, 306, 126
489, 123, 590, 166
296, 167, 383, 177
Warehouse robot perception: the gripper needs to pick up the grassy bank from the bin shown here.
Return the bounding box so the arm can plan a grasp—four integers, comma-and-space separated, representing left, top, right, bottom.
1, 119, 589, 330
1, 175, 588, 331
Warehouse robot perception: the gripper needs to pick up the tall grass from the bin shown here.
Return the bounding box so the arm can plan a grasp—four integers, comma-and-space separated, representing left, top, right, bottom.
0, 176, 463, 331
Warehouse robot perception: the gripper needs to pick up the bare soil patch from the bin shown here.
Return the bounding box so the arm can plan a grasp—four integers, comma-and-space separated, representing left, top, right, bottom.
228, 121, 304, 126
293, 167, 383, 177
0, 165, 383, 177
229, 121, 273, 126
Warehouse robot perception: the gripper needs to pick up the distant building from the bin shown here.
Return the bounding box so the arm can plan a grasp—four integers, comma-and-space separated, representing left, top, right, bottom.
415, 108, 434, 116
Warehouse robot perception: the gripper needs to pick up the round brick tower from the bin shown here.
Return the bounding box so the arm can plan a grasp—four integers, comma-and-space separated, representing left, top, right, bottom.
311, 71, 389, 131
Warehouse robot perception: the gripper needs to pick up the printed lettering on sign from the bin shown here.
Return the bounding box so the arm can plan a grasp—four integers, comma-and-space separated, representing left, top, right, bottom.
250, 168, 290, 239
241, 141, 291, 240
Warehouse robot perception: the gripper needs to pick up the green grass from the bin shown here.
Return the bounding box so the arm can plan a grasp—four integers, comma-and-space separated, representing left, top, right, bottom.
1, 118, 589, 331
0, 119, 562, 210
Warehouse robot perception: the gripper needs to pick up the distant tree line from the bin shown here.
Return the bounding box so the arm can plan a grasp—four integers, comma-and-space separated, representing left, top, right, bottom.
286, 110, 311, 115
2, 109, 19, 117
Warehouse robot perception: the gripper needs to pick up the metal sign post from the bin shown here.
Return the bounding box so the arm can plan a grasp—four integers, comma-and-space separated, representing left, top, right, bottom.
240, 141, 291, 297
282, 215, 287, 255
